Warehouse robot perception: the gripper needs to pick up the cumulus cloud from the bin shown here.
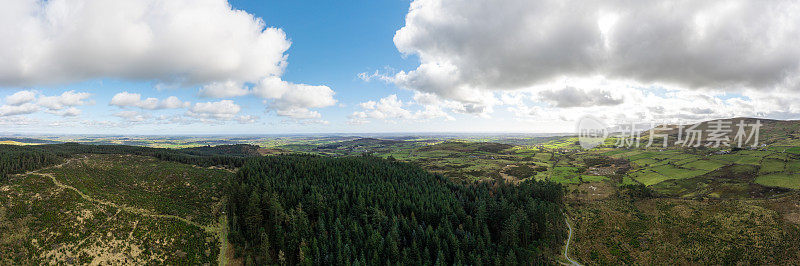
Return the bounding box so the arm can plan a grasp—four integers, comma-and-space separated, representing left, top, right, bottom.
390, 0, 800, 107
539, 87, 623, 108
0, 0, 289, 86
0, 90, 91, 117
0, 103, 39, 117
107, 94, 258, 124
348, 94, 454, 124
110, 92, 189, 110
235, 115, 259, 124
199, 81, 251, 98
356, 95, 412, 120
47, 107, 82, 117
187, 100, 241, 120
5, 91, 37, 106
0, 0, 335, 120
254, 77, 337, 119
114, 110, 149, 122
37, 91, 92, 110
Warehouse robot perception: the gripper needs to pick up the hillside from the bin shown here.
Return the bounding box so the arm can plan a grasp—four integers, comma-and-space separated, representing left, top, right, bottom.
635, 117, 800, 147
0, 154, 233, 264
180, 144, 263, 157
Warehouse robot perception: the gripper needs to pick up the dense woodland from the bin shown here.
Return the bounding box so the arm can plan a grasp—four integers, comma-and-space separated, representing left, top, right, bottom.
0, 143, 248, 181
180, 144, 262, 157
0, 145, 63, 181
228, 155, 567, 265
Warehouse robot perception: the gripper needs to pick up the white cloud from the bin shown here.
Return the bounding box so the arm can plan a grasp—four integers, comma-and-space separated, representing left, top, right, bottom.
538, 87, 623, 108
276, 108, 321, 119
187, 100, 241, 120
113, 110, 149, 122
357, 95, 412, 120
0, 0, 290, 87
196, 72, 338, 120
235, 115, 259, 124
0, 103, 39, 117
5, 90, 37, 106
348, 94, 454, 124
37, 91, 92, 110
110, 92, 189, 110
254, 76, 337, 119
48, 107, 82, 117
0, 90, 91, 117
389, 0, 800, 110
0, 0, 335, 119
0, 116, 38, 126
199, 81, 250, 98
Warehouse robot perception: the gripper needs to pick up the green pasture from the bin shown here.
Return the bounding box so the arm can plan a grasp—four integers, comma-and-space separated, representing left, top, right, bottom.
755, 173, 800, 189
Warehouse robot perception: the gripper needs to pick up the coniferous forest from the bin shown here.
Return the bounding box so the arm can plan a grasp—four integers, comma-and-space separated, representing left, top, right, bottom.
0, 143, 248, 181
227, 155, 567, 265
0, 145, 62, 181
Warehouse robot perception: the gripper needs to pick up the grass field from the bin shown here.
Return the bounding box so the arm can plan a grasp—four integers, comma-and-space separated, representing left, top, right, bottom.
787, 160, 800, 173
652, 165, 708, 180
629, 170, 670, 186
683, 159, 727, 171
756, 173, 800, 189
549, 166, 582, 184
759, 159, 785, 174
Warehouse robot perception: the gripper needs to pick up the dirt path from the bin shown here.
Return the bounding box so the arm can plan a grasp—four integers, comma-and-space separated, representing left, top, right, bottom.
563, 215, 582, 266
24, 158, 230, 264
33, 170, 217, 233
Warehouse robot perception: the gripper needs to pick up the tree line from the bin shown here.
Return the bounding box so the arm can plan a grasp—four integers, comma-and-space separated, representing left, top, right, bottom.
0, 143, 249, 181
227, 154, 567, 265
0, 145, 63, 180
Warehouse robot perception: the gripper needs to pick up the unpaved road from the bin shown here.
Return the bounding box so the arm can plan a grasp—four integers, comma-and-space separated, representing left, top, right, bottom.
23, 158, 232, 265
564, 215, 583, 266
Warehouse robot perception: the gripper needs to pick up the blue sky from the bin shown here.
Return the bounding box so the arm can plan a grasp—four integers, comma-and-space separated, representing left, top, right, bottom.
1, 0, 799, 134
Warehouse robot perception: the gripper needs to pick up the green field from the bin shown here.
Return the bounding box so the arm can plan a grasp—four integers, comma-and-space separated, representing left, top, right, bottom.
755, 173, 800, 189
652, 165, 708, 180
787, 160, 800, 173
683, 159, 727, 171
760, 159, 785, 174
628, 170, 668, 186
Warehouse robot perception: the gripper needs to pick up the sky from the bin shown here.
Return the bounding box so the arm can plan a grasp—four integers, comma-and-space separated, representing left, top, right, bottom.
1, 0, 800, 135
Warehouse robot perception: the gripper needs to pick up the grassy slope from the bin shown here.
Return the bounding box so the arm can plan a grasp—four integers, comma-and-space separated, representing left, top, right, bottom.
0, 154, 231, 264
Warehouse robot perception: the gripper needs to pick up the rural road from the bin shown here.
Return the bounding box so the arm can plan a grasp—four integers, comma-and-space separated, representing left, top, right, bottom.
564, 215, 583, 266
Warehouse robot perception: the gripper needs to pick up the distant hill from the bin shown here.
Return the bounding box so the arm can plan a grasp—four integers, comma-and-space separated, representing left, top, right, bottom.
179, 144, 262, 157
634, 117, 800, 147
418, 140, 513, 153
0, 137, 60, 144
316, 137, 404, 149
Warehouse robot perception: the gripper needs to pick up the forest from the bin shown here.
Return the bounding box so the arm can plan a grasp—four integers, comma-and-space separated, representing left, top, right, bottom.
0, 143, 248, 181
227, 154, 567, 265
0, 145, 62, 181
